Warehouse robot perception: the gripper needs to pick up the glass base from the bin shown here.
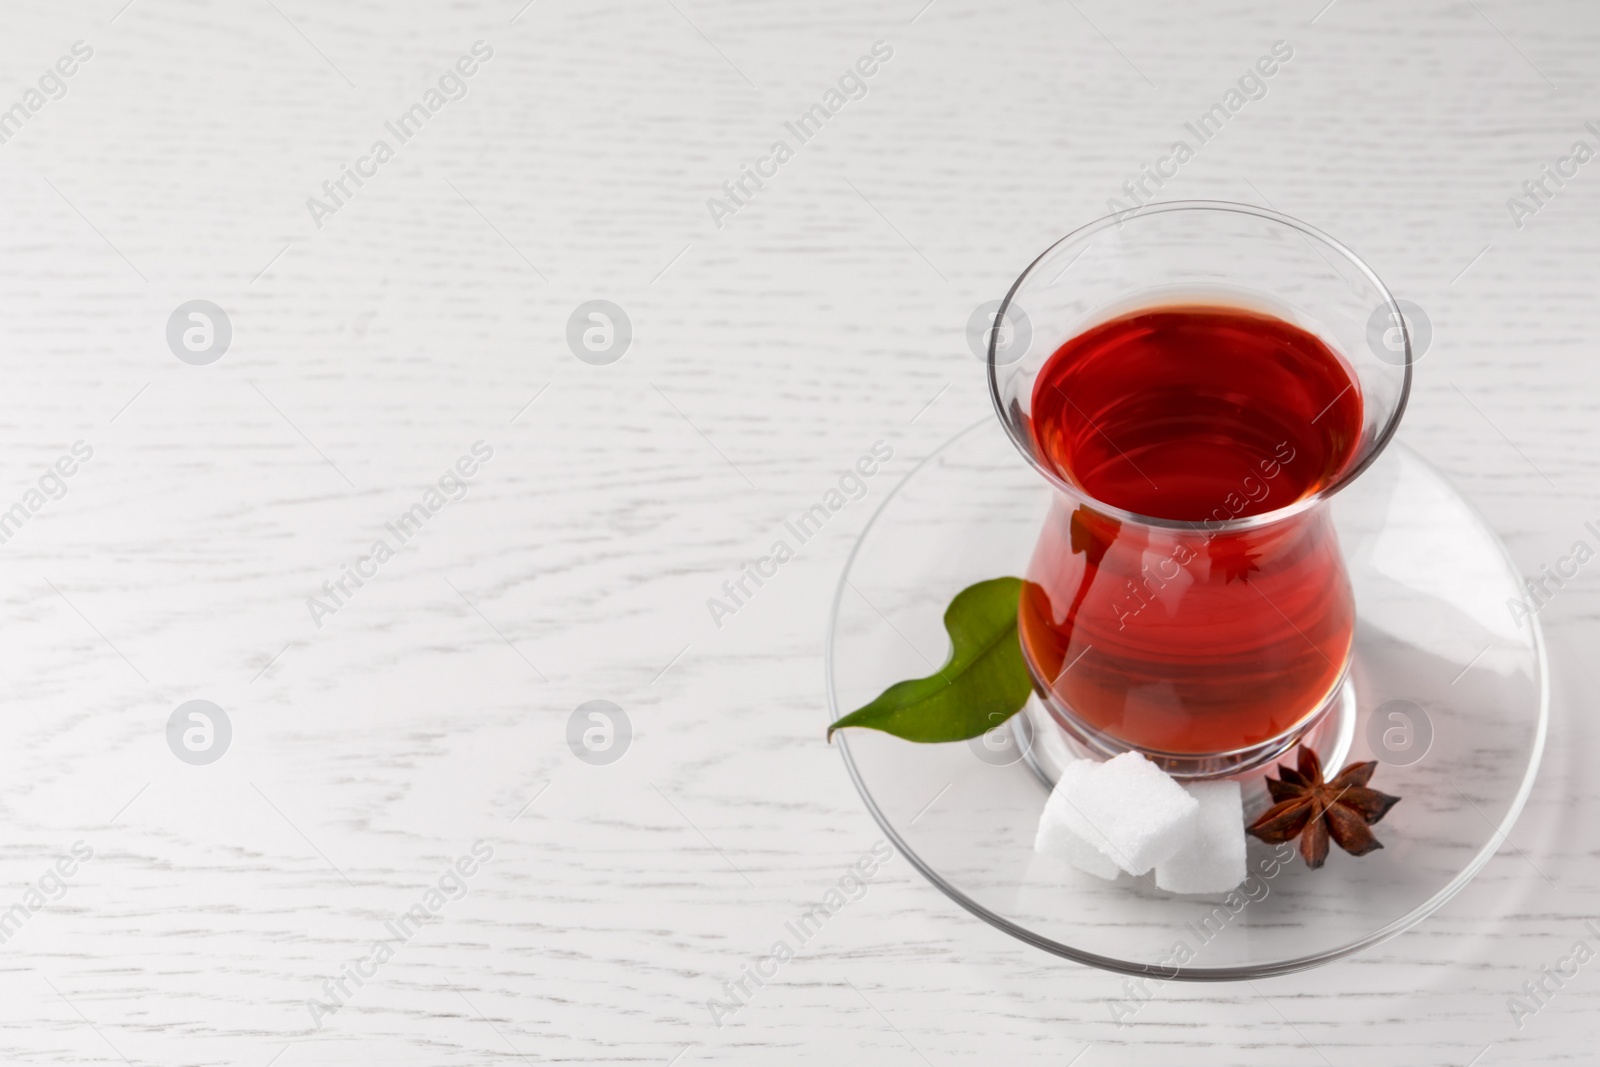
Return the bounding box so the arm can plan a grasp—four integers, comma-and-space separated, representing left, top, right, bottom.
828, 418, 1547, 979
1015, 675, 1358, 794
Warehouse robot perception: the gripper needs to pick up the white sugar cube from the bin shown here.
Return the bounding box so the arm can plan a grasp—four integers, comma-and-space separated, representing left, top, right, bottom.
1155, 780, 1246, 894
1058, 752, 1199, 875
1035, 768, 1121, 880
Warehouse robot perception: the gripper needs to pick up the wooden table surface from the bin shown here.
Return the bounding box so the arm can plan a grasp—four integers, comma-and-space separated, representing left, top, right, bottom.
0, 0, 1595, 1062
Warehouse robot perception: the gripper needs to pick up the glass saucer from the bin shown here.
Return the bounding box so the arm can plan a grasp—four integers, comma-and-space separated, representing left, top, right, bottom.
826, 418, 1547, 980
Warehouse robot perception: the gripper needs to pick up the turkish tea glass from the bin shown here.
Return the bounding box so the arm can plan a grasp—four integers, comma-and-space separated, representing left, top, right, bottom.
988, 202, 1412, 778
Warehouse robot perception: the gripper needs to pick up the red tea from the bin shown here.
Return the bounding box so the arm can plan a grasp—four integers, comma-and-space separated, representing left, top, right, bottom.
1019, 305, 1362, 755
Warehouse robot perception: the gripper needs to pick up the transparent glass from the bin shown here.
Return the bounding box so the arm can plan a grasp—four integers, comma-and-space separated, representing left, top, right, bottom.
988, 202, 1412, 777
826, 420, 1547, 979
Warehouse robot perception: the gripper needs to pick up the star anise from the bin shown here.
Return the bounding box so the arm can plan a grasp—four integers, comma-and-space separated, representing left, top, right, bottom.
1245, 746, 1401, 869
1211, 540, 1261, 584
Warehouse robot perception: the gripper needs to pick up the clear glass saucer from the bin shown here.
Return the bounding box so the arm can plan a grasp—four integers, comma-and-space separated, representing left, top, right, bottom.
826, 418, 1548, 980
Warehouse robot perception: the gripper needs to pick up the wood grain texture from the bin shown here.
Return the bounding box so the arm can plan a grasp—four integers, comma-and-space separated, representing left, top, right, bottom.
0, 0, 1596, 1062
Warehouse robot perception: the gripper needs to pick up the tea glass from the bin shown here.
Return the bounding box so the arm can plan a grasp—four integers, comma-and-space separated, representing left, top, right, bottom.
988, 202, 1412, 778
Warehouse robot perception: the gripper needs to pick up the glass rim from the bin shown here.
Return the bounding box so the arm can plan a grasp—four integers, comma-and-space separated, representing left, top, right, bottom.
987, 199, 1414, 534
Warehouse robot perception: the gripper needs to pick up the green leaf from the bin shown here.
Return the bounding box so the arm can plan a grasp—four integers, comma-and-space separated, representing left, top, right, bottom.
827, 576, 1033, 743
1069, 504, 1118, 566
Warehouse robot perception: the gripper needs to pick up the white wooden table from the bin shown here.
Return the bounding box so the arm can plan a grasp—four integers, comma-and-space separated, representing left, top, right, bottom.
0, 0, 1595, 1062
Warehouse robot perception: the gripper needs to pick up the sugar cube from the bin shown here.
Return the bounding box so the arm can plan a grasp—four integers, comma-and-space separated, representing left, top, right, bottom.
1035, 767, 1121, 880
1058, 752, 1199, 875
1155, 779, 1246, 894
